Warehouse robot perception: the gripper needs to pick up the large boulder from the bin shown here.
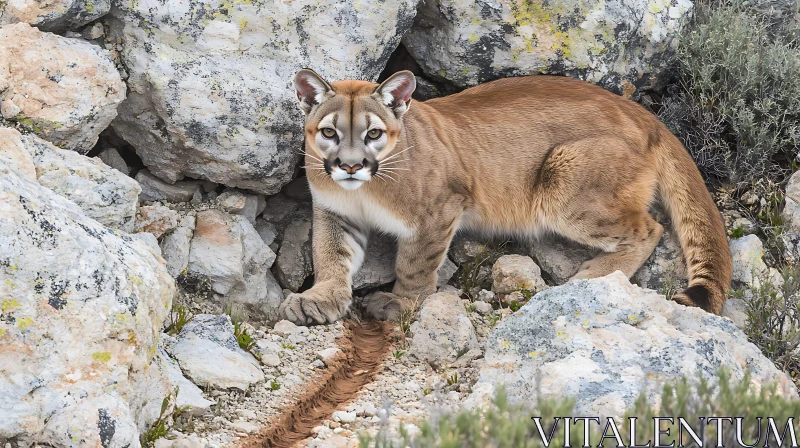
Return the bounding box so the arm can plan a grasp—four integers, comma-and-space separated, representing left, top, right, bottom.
403, 0, 692, 94
472, 272, 797, 416
0, 23, 125, 151
21, 131, 141, 232
188, 209, 283, 320
0, 155, 175, 444
0, 0, 110, 31
108, 0, 418, 194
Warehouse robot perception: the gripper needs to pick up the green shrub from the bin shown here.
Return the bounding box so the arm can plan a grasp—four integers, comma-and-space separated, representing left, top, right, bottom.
165, 304, 192, 336
659, 0, 800, 187
233, 321, 256, 352
359, 371, 800, 448
742, 266, 800, 365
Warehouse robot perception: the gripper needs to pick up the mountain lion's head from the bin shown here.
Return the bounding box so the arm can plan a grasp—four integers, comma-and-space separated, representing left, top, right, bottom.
293, 69, 416, 191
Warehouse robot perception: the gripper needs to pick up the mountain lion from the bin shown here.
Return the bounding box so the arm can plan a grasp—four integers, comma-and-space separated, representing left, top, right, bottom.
278, 69, 732, 325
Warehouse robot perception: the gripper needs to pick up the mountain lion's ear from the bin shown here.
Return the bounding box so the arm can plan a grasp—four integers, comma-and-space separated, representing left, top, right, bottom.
294, 69, 333, 115
374, 71, 416, 118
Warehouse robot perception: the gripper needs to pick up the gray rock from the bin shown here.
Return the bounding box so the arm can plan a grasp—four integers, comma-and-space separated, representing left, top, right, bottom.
471, 272, 797, 417
167, 315, 264, 390
0, 0, 110, 31
473, 301, 493, 315
154, 339, 214, 415
0, 23, 124, 151
161, 226, 193, 278
275, 214, 313, 291
136, 170, 203, 203
527, 236, 597, 284
783, 170, 800, 232
437, 257, 458, 288
98, 148, 130, 175
0, 155, 175, 444
721, 298, 748, 330
254, 218, 278, 246
632, 228, 687, 292
729, 234, 768, 285
410, 291, 479, 366
22, 133, 141, 232
0, 127, 36, 181
130, 232, 161, 255
188, 210, 282, 320
403, 0, 692, 95
449, 233, 490, 265
218, 189, 261, 224
353, 236, 397, 290
109, 0, 418, 194
491, 255, 547, 299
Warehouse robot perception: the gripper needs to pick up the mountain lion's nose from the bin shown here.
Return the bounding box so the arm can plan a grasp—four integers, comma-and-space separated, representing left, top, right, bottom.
337, 158, 367, 175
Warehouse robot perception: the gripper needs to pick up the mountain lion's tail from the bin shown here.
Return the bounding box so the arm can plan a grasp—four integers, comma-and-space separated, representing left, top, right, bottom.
653, 126, 732, 314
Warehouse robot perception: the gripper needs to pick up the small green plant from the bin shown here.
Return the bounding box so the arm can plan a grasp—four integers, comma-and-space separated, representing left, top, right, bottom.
507, 300, 522, 312
165, 304, 192, 336
281, 343, 295, 350
393, 350, 405, 359
140, 388, 190, 447
446, 373, 459, 386
233, 321, 256, 351
455, 346, 469, 359
270, 380, 281, 391
422, 388, 432, 396
464, 303, 475, 313
397, 296, 422, 348
488, 315, 501, 327
729, 225, 746, 238
457, 241, 510, 300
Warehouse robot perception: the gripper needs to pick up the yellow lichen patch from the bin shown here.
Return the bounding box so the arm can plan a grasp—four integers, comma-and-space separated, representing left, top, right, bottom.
16, 317, 33, 330
0, 328, 5, 338
1, 298, 20, 312
510, 0, 552, 27
468, 34, 478, 43
92, 352, 112, 363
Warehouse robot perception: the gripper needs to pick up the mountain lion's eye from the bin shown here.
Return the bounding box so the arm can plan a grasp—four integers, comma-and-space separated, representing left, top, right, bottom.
367, 129, 383, 139
320, 128, 337, 139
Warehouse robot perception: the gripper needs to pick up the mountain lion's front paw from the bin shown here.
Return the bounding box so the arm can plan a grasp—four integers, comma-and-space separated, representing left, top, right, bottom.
278, 286, 350, 325
364, 291, 416, 321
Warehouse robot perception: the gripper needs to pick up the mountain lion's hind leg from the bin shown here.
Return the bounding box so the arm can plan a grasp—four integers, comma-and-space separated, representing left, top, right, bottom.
568, 210, 663, 280
537, 136, 663, 281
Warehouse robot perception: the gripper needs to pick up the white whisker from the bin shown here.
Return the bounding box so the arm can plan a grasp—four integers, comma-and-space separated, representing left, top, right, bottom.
380, 146, 414, 163
297, 150, 325, 164
379, 159, 406, 166
380, 167, 410, 171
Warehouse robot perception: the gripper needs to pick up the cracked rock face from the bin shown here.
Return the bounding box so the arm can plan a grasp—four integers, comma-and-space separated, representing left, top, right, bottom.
0, 23, 125, 152
403, 0, 692, 95
0, 156, 175, 445
22, 132, 141, 232
472, 272, 797, 417
108, 0, 418, 194
0, 0, 111, 31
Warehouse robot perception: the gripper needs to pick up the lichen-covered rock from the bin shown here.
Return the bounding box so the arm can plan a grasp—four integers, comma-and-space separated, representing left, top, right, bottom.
491, 254, 547, 298
188, 209, 282, 320
22, 133, 141, 232
108, 0, 418, 194
0, 23, 125, 151
729, 234, 768, 285
0, 0, 110, 31
166, 314, 264, 390
0, 156, 175, 444
410, 291, 479, 366
403, 0, 692, 94
471, 272, 797, 417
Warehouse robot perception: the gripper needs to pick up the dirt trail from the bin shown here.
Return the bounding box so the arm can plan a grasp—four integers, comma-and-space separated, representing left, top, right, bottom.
241, 320, 394, 448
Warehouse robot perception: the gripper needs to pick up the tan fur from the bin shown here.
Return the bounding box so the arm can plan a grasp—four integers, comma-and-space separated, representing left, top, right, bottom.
278, 72, 733, 325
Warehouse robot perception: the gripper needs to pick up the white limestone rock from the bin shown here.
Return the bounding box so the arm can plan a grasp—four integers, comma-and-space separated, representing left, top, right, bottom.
0, 156, 175, 445
0, 23, 125, 151
472, 272, 797, 417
